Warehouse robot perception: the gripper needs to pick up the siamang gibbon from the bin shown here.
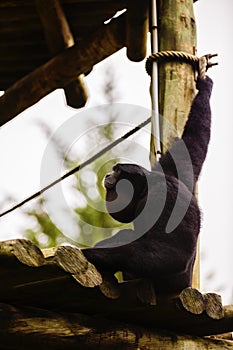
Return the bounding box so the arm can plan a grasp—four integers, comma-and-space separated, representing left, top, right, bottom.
82, 76, 213, 294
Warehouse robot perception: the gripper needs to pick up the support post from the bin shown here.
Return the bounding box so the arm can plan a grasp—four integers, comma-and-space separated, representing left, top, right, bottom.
157, 0, 196, 149
151, 0, 199, 287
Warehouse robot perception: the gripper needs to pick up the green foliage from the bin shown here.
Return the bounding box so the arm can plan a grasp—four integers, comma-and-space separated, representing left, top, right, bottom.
23, 123, 131, 248
23, 68, 132, 248
25, 209, 64, 248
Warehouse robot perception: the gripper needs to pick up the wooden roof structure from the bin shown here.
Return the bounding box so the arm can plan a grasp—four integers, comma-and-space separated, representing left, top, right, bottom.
0, 0, 199, 126
0, 239, 233, 349
0, 0, 129, 89
0, 0, 149, 127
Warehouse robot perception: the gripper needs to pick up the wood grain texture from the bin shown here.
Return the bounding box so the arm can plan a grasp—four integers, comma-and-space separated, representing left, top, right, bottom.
152, 0, 199, 290
0, 239, 232, 338
0, 303, 233, 350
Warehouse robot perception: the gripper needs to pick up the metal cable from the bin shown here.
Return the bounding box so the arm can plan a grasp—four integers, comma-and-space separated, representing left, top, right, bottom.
0, 117, 151, 218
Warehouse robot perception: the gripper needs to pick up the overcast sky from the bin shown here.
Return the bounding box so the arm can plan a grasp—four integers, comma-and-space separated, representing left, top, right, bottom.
0, 0, 232, 303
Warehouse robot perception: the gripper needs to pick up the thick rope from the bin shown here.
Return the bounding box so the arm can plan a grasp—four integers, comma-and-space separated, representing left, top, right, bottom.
199, 56, 208, 79
146, 50, 199, 76
0, 117, 151, 218
146, 50, 218, 76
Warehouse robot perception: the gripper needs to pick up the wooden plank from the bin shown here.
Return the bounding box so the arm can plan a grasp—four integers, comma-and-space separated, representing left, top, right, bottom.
1, 45, 48, 57
63, 1, 126, 15
35, 0, 88, 108
0, 2, 126, 21
0, 7, 38, 21
0, 0, 33, 7
0, 30, 45, 45
0, 12, 126, 126
0, 14, 114, 34
0, 0, 126, 7
0, 239, 232, 337
0, 303, 233, 349
0, 61, 45, 71
126, 0, 149, 61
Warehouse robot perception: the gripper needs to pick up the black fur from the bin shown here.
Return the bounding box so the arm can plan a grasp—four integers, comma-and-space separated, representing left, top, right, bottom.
83, 76, 213, 294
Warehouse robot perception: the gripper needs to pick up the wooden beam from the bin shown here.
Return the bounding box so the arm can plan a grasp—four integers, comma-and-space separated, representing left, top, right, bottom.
0, 239, 232, 337
0, 13, 126, 126
35, 0, 88, 108
126, 0, 149, 61
0, 303, 233, 350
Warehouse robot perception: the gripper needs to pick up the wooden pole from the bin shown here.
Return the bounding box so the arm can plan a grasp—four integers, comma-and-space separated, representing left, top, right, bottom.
35, 0, 88, 108
153, 0, 199, 288
0, 13, 126, 127
156, 0, 196, 150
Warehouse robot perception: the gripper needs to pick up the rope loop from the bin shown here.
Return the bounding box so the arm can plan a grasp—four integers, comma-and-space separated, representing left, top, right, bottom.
146, 51, 218, 76
146, 51, 198, 76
